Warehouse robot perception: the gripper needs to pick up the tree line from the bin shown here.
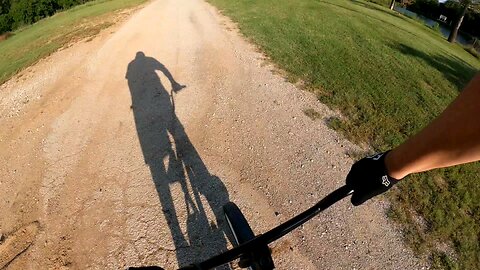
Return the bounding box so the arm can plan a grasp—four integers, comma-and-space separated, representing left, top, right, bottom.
408, 0, 479, 40
0, 0, 92, 34
395, 0, 480, 42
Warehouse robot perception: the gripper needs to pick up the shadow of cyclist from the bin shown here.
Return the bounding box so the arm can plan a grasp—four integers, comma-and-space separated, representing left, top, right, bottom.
126, 51, 230, 268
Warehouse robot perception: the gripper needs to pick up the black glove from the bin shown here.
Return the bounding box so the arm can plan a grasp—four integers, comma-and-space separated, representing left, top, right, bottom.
346, 151, 399, 206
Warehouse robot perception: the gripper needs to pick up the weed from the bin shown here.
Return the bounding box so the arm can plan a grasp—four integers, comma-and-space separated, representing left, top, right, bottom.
303, 108, 322, 120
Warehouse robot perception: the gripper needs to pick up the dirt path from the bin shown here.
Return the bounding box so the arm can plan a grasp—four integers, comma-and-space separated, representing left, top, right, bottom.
0, 0, 428, 269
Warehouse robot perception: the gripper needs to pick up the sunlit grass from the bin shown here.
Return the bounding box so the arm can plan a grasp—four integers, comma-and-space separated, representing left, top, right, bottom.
207, 0, 480, 268
0, 0, 148, 85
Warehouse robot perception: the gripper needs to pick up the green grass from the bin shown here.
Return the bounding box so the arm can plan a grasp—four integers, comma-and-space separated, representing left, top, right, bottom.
464, 46, 480, 59
365, 0, 392, 7
207, 0, 480, 269
0, 0, 148, 85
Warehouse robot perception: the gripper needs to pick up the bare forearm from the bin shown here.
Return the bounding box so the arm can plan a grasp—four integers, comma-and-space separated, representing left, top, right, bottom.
385, 74, 480, 179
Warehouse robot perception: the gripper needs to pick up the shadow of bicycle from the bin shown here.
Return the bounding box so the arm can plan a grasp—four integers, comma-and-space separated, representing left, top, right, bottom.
126, 51, 231, 268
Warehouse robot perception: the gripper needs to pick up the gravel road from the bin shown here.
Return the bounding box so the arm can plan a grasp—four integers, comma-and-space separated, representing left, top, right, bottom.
0, 0, 428, 269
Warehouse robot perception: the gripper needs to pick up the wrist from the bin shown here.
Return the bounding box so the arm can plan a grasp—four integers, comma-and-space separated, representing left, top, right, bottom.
384, 149, 410, 179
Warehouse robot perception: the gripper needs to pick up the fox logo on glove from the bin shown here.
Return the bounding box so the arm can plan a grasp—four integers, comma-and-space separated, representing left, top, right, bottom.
367, 153, 384, 161
382, 175, 390, 187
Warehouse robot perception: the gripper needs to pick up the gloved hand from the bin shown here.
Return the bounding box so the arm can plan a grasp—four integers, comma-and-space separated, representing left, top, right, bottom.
346, 151, 399, 206
172, 81, 186, 93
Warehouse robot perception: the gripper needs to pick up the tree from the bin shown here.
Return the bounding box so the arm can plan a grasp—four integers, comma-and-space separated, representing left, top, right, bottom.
0, 0, 11, 15
0, 0, 93, 34
0, 14, 12, 33
409, 0, 441, 18
448, 0, 480, 43
390, 0, 396, 10
9, 0, 35, 28
34, 0, 59, 21
58, 0, 82, 9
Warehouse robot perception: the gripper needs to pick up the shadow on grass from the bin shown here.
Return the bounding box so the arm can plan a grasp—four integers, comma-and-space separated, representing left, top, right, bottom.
390, 43, 478, 90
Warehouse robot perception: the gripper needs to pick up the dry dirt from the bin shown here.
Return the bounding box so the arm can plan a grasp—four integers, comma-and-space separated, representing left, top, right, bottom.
0, 0, 429, 269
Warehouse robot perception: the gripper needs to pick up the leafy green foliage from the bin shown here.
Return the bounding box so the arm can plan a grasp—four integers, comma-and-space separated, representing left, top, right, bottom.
0, 13, 12, 32
207, 0, 480, 269
409, 0, 441, 18
0, 0, 11, 14
0, 0, 91, 34
0, 0, 147, 84
58, 0, 88, 9
408, 0, 480, 39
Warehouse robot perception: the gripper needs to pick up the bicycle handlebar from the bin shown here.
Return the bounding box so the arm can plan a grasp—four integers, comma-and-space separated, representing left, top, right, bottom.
129, 185, 353, 270
182, 185, 353, 270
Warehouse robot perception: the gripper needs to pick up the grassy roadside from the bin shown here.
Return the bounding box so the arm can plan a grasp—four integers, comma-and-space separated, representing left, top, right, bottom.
207, 0, 479, 269
0, 0, 149, 85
